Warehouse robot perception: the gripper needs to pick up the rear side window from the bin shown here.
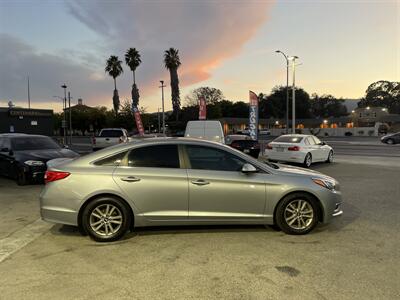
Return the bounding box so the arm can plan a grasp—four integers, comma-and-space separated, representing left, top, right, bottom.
274, 136, 303, 143
99, 130, 124, 137
94, 151, 128, 166
127, 145, 180, 168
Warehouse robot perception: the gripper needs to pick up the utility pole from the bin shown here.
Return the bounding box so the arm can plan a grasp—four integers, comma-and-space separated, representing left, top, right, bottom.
275, 51, 290, 133
157, 107, 161, 133
289, 56, 299, 134
68, 92, 72, 145
27, 76, 31, 109
61, 84, 67, 144
159, 80, 166, 136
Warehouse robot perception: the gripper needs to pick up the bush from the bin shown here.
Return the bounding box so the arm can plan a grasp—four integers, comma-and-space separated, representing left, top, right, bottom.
345, 131, 353, 136
324, 132, 329, 136
358, 130, 364, 135
368, 130, 375, 136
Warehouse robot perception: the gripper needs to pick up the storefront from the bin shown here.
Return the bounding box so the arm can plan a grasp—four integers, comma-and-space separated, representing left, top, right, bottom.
0, 107, 53, 136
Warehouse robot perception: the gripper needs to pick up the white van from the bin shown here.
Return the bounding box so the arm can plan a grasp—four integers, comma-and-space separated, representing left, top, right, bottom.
185, 121, 225, 144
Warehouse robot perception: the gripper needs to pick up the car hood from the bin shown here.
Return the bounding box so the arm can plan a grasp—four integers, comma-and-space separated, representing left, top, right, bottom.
15, 149, 79, 162
273, 164, 334, 180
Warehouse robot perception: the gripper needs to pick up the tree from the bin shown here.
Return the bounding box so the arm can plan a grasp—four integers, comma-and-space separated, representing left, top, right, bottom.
125, 48, 142, 107
164, 48, 181, 120
358, 80, 400, 114
310, 94, 347, 118
185, 87, 225, 106
105, 55, 123, 116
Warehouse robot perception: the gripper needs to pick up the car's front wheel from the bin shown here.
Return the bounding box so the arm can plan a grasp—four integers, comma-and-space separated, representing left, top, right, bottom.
275, 193, 319, 235
386, 139, 394, 145
326, 150, 334, 163
82, 196, 131, 242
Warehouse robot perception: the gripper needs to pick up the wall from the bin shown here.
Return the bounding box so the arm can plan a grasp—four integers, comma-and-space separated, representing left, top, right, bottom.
268, 126, 378, 137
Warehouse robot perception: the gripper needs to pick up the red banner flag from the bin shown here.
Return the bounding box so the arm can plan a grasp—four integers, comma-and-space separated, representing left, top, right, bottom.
199, 97, 206, 120
132, 106, 145, 136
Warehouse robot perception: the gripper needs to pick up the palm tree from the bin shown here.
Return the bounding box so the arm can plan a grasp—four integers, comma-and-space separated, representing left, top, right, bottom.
164, 48, 181, 121
105, 55, 123, 115
125, 48, 142, 108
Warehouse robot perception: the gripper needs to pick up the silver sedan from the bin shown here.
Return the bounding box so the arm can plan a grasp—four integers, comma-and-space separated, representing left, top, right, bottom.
40, 138, 343, 242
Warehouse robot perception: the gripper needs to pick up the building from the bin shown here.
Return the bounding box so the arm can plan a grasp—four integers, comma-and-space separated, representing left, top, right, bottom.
0, 107, 54, 136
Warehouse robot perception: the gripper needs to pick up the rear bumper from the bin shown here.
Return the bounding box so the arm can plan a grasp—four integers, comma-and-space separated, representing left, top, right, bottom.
264, 150, 306, 163
40, 207, 78, 226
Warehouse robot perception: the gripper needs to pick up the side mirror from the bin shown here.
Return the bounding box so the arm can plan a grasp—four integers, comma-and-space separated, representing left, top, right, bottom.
241, 163, 258, 174
320, 142, 326, 146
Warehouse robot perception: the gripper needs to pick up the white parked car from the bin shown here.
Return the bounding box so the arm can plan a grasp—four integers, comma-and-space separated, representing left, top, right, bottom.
185, 120, 225, 144
264, 134, 334, 168
92, 128, 130, 151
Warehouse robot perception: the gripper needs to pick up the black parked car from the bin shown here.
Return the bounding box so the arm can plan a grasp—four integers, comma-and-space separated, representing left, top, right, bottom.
225, 135, 260, 158
380, 132, 400, 145
0, 134, 79, 185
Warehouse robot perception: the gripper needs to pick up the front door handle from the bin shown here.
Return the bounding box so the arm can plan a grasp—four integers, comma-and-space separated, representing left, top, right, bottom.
120, 176, 141, 182
191, 179, 210, 186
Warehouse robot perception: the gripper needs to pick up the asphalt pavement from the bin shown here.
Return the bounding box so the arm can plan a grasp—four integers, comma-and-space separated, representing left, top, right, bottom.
0, 156, 399, 299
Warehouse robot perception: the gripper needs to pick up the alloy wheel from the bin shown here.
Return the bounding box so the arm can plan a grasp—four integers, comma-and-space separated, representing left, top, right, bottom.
89, 204, 123, 236
284, 199, 314, 230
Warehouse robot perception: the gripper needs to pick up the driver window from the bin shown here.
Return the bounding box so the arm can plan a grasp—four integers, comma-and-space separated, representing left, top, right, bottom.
186, 145, 245, 172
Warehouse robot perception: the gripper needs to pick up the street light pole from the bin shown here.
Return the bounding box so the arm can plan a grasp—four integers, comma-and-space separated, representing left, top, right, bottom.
157, 107, 161, 133
288, 56, 299, 134
61, 84, 67, 144
275, 50, 290, 133
68, 92, 72, 145
159, 80, 166, 136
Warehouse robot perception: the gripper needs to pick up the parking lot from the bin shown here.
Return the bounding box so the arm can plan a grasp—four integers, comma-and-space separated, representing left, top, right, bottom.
0, 155, 399, 299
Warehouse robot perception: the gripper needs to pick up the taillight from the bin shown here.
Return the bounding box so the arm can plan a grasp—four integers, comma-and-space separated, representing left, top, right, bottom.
92, 137, 96, 145
231, 141, 240, 148
44, 171, 70, 183
288, 146, 300, 151
266, 143, 273, 150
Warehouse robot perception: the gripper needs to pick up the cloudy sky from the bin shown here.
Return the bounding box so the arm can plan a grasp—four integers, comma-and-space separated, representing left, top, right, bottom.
0, 0, 398, 112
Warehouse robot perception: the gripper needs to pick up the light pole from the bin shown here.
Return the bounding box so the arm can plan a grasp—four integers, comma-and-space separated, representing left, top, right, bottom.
157, 107, 161, 133
275, 50, 289, 133
61, 84, 67, 144
68, 92, 72, 145
159, 80, 166, 136
288, 56, 299, 133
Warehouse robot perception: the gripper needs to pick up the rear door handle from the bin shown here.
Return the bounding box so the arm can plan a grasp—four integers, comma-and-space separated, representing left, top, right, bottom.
120, 176, 141, 182
191, 179, 209, 186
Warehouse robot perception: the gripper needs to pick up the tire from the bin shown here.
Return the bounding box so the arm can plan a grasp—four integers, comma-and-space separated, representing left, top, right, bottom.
386, 139, 394, 145
82, 196, 132, 242
326, 150, 334, 163
16, 167, 27, 186
303, 153, 312, 168
275, 193, 319, 235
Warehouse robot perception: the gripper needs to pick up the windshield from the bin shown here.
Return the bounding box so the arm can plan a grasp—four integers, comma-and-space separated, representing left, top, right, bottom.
11, 137, 61, 151
274, 136, 303, 143
99, 130, 124, 137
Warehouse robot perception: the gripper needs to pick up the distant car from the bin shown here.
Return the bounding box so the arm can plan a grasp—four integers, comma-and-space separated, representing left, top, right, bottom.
226, 135, 260, 158
381, 132, 400, 145
265, 134, 334, 168
0, 134, 79, 185
40, 138, 342, 242
92, 128, 130, 151
185, 121, 225, 144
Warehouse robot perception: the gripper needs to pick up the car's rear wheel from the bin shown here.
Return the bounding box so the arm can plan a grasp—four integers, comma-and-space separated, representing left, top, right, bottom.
82, 196, 131, 242
326, 150, 334, 163
275, 193, 318, 235
303, 153, 312, 168
386, 139, 394, 145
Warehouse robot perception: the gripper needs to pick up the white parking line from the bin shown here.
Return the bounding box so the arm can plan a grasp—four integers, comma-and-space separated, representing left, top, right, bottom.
0, 218, 52, 263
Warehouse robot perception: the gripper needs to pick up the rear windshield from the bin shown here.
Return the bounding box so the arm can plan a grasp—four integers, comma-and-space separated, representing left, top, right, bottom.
274, 136, 303, 143
11, 137, 61, 151
99, 130, 124, 137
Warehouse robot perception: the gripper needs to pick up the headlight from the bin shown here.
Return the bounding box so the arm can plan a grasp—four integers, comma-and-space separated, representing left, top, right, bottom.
24, 160, 45, 166
312, 178, 336, 191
